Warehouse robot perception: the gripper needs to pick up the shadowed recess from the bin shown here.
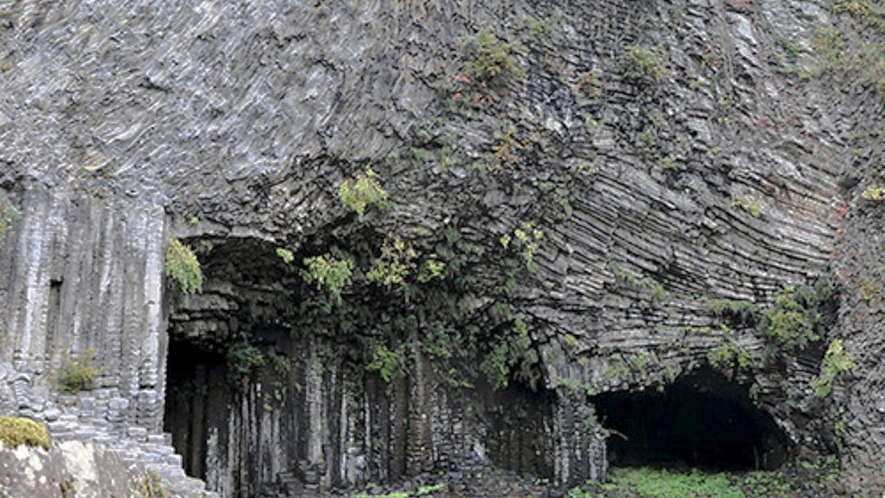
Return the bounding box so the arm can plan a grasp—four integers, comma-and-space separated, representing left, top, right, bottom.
594, 368, 789, 471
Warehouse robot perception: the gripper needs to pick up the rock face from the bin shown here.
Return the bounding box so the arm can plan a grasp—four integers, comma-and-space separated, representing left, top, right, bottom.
0, 0, 882, 495
0, 436, 198, 498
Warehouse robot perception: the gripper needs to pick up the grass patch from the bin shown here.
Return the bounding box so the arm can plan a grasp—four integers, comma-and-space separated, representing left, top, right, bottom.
607, 468, 745, 498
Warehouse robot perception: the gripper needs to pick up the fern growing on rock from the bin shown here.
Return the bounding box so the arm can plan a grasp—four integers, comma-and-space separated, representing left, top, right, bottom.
165, 238, 203, 294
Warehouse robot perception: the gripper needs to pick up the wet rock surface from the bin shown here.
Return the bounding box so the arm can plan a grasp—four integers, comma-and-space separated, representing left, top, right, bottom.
0, 0, 882, 496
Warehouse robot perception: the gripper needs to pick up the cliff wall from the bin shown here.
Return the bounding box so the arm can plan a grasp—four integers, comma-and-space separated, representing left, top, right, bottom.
0, 0, 882, 495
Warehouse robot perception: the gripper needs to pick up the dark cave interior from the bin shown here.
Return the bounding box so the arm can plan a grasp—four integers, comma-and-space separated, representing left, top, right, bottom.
594, 368, 789, 471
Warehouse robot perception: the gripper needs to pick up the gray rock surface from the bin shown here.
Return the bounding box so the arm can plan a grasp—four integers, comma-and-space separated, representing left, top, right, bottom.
0, 0, 882, 495
0, 436, 211, 498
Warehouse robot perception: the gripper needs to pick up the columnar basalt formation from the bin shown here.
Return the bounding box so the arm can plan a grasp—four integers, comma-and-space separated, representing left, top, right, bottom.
0, 0, 882, 496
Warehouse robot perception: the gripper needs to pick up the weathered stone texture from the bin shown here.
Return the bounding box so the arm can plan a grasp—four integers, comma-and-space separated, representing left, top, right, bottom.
0, 0, 882, 495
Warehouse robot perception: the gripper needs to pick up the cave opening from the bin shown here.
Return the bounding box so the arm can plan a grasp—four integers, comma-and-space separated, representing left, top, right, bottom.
594, 368, 789, 471
164, 339, 231, 482
162, 236, 306, 496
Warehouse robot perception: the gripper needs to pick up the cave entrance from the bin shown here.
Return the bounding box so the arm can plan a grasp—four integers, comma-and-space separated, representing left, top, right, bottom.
164, 339, 232, 482
594, 368, 789, 471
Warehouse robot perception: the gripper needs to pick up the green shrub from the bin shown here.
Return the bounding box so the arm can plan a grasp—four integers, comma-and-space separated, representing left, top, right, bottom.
812, 27, 846, 73
480, 318, 533, 389
366, 342, 405, 383
228, 342, 265, 392
301, 251, 355, 305
708, 299, 757, 316
760, 285, 822, 351
165, 238, 203, 294
707, 341, 752, 380
57, 350, 101, 394
811, 339, 856, 399
464, 31, 526, 86
500, 222, 543, 271
491, 125, 521, 169
614, 268, 667, 302
338, 167, 388, 219
367, 234, 417, 293
623, 45, 665, 85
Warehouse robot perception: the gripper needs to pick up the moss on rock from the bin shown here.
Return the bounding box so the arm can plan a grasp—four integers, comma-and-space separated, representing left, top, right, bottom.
0, 416, 50, 451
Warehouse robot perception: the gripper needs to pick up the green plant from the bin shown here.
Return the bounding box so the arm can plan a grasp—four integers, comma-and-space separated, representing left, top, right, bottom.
480, 317, 534, 389
228, 342, 265, 392
707, 298, 758, 327
491, 125, 521, 169
660, 156, 677, 171
731, 194, 762, 217
0, 416, 49, 450
57, 350, 101, 394
416, 482, 446, 495
862, 183, 884, 200
607, 467, 745, 498
338, 167, 388, 219
614, 268, 667, 301
707, 341, 752, 380
623, 45, 665, 85
417, 257, 446, 283
165, 238, 203, 294
638, 128, 654, 147
835, 0, 885, 33
301, 251, 355, 305
554, 376, 596, 398
811, 339, 856, 399
353, 492, 409, 498
276, 247, 295, 264
812, 27, 846, 73
707, 299, 757, 316
0, 195, 20, 247
464, 31, 526, 86
366, 342, 405, 383
628, 350, 654, 378
367, 234, 417, 295
780, 38, 802, 62
501, 222, 544, 271
760, 285, 822, 351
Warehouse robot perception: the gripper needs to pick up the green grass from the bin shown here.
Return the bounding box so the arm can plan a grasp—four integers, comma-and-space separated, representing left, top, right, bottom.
570, 459, 842, 498
606, 468, 744, 498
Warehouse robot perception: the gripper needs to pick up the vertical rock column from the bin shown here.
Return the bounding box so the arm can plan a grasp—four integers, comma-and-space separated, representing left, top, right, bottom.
0, 184, 169, 432
553, 393, 607, 487
406, 351, 432, 476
